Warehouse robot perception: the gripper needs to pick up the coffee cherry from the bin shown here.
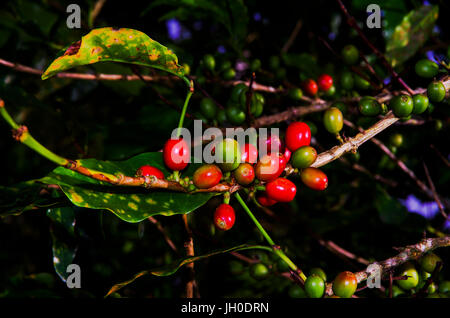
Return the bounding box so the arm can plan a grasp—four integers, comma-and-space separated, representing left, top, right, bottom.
238, 88, 259, 109
231, 83, 248, 102
217, 109, 227, 124
390, 95, 414, 118
215, 138, 241, 172
301, 167, 328, 191
427, 81, 446, 102
289, 285, 307, 298
250, 263, 270, 280
415, 59, 439, 78
192, 164, 222, 189
219, 60, 232, 72
340, 71, 354, 90
310, 267, 327, 282
203, 54, 215, 71
318, 74, 333, 92
226, 104, 246, 125
305, 275, 325, 298
332, 271, 357, 298
163, 138, 190, 171
269, 56, 281, 70
386, 285, 405, 298
255, 153, 287, 182
397, 262, 419, 290
412, 94, 429, 114
323, 107, 343, 134
200, 98, 217, 120
260, 134, 284, 154
214, 203, 235, 231
439, 281, 450, 293
324, 85, 336, 97
284, 148, 292, 162
419, 252, 442, 273
256, 193, 278, 207
182, 63, 191, 75
389, 133, 403, 147
241, 143, 258, 164
265, 177, 297, 202
303, 79, 318, 96
359, 97, 382, 116
342, 45, 359, 65
354, 74, 370, 90
250, 59, 262, 72
136, 165, 164, 179
233, 163, 255, 186
289, 88, 303, 100
285, 122, 311, 152
222, 68, 236, 80
291, 146, 317, 169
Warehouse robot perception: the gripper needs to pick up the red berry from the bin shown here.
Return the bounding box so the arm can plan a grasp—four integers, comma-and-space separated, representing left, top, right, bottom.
303, 79, 318, 96
317, 74, 333, 91
266, 178, 297, 202
241, 143, 258, 164
233, 163, 255, 186
192, 164, 222, 189
136, 165, 164, 179
256, 193, 278, 207
214, 204, 235, 231
332, 271, 357, 298
255, 153, 287, 182
283, 148, 292, 162
285, 122, 311, 152
163, 138, 190, 171
259, 134, 284, 155
301, 167, 328, 191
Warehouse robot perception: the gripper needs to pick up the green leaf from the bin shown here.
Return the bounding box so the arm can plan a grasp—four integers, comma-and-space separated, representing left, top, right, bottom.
385, 5, 439, 67
41, 27, 186, 80
105, 244, 272, 297
39, 152, 216, 223
47, 206, 78, 282
374, 185, 408, 225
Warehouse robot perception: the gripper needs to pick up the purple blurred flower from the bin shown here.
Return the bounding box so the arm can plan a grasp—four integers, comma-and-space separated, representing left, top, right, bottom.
383, 76, 392, 85
423, 0, 431, 6
328, 32, 336, 41
399, 194, 439, 219
426, 50, 439, 64
166, 18, 181, 41
235, 60, 248, 72
217, 45, 226, 54
253, 12, 262, 21
444, 219, 450, 232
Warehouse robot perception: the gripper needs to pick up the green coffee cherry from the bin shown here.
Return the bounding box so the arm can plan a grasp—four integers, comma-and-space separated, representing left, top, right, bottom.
269, 56, 281, 70
389, 133, 403, 147
217, 108, 227, 124
419, 253, 442, 273
390, 95, 414, 118
289, 88, 303, 100
215, 138, 241, 172
340, 71, 354, 90
310, 267, 327, 282
203, 54, 216, 71
359, 97, 382, 116
200, 98, 217, 119
222, 68, 236, 80
427, 81, 446, 102
323, 107, 344, 134
354, 74, 370, 90
305, 275, 325, 298
397, 262, 419, 290
291, 146, 317, 169
250, 59, 262, 71
342, 45, 359, 65
226, 104, 246, 125
231, 83, 248, 102
412, 94, 429, 114
415, 59, 439, 78
249, 263, 270, 280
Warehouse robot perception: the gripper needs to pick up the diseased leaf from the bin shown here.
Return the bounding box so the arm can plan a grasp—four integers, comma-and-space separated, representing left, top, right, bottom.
385, 5, 439, 67
39, 152, 217, 223
41, 27, 186, 80
105, 244, 271, 297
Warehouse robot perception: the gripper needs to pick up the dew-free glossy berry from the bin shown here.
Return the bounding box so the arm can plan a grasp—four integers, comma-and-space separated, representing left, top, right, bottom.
233, 163, 255, 186
265, 178, 297, 202
397, 262, 419, 290
285, 122, 311, 152
256, 193, 278, 207
215, 138, 241, 172
332, 271, 357, 298
303, 79, 318, 96
318, 74, 333, 92
427, 81, 446, 103
390, 95, 414, 118
412, 94, 429, 114
305, 275, 325, 298
415, 59, 439, 78
241, 143, 258, 164
136, 165, 165, 179
250, 263, 270, 280
214, 204, 235, 231
323, 107, 343, 134
200, 98, 217, 119
419, 253, 442, 274
255, 153, 287, 182
193, 164, 222, 189
291, 146, 317, 169
342, 45, 359, 65
359, 97, 382, 116
301, 167, 328, 191
163, 138, 190, 171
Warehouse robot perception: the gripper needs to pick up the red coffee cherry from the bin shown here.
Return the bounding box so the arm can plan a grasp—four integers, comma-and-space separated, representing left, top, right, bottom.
255, 153, 287, 182
266, 178, 297, 202
163, 138, 190, 171
317, 74, 333, 92
259, 134, 284, 155
136, 165, 164, 179
214, 204, 235, 231
256, 193, 278, 207
303, 79, 318, 96
233, 163, 255, 186
285, 122, 311, 152
300, 167, 328, 191
283, 148, 292, 162
241, 143, 258, 164
192, 164, 222, 189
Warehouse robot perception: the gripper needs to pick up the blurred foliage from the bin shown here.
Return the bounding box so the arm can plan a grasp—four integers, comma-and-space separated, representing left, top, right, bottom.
0, 0, 449, 299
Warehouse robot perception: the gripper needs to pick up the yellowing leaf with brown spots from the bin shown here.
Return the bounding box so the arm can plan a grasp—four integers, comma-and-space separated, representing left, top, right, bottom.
41, 27, 185, 80
39, 152, 216, 223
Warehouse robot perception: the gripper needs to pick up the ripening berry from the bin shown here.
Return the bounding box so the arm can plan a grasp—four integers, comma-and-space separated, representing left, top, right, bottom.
163, 138, 190, 171
265, 178, 297, 202
192, 164, 222, 189
332, 271, 357, 298
214, 204, 235, 231
136, 165, 165, 179
317, 74, 333, 92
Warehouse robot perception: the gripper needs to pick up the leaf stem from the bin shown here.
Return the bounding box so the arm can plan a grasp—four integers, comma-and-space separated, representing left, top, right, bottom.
234, 192, 306, 282
176, 78, 194, 138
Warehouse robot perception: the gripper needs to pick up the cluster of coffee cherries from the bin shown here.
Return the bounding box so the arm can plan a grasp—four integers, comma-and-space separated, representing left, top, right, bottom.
134, 121, 328, 232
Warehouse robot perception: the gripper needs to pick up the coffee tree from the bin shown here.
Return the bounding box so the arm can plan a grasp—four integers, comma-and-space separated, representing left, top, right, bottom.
0, 0, 449, 299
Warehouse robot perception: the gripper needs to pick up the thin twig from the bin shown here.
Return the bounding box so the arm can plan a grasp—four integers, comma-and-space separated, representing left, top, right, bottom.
148, 216, 179, 254
182, 214, 198, 298
423, 163, 448, 219
281, 19, 303, 53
